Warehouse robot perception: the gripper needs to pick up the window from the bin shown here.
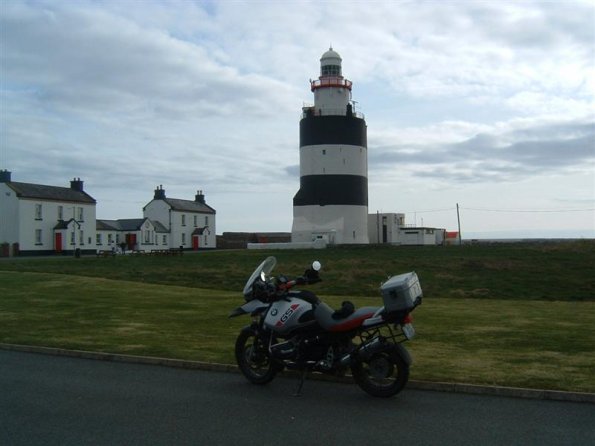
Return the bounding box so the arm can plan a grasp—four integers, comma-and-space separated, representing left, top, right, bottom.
35, 229, 42, 245
58, 206, 63, 220
193, 215, 198, 227
79, 230, 84, 245
78, 207, 84, 222
205, 216, 209, 226
181, 215, 186, 226
35, 204, 42, 220
204, 235, 208, 246
144, 230, 151, 243
162, 235, 167, 245
70, 232, 75, 245
321, 64, 341, 76
108, 234, 113, 244
96, 234, 102, 245
181, 233, 186, 245
115, 234, 120, 243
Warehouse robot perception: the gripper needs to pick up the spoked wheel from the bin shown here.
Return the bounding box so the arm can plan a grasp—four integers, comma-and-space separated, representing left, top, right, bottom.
235, 327, 280, 385
351, 345, 409, 397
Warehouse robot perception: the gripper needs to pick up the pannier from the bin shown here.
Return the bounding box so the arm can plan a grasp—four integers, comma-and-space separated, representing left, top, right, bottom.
381, 272, 422, 313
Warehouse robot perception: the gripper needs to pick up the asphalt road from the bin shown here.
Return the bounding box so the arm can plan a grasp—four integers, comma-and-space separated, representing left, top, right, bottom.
1, 350, 594, 446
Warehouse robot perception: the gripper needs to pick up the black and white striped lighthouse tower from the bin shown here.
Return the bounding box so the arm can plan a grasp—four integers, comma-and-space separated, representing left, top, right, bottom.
291, 47, 369, 244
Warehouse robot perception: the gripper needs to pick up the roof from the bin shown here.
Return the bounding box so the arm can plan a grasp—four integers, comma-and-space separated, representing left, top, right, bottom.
117, 218, 147, 231
97, 218, 170, 233
149, 197, 216, 214
321, 47, 341, 62
54, 220, 70, 230
54, 218, 81, 230
152, 220, 169, 233
96, 218, 145, 231
192, 226, 210, 235
96, 220, 120, 231
5, 181, 96, 204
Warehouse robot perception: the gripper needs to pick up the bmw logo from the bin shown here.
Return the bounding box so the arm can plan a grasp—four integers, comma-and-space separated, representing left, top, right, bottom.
271, 309, 278, 316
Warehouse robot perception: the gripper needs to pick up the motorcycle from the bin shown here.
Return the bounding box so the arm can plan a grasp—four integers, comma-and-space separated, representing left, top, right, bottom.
229, 256, 422, 397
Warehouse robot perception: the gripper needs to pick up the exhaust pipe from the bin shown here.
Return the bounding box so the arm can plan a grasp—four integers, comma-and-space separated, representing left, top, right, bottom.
339, 336, 387, 366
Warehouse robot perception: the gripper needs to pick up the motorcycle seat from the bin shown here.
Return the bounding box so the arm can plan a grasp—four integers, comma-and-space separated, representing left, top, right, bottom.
314, 302, 379, 333
332, 301, 355, 320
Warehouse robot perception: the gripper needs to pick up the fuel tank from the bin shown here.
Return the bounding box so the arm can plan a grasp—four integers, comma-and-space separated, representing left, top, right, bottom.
264, 297, 316, 335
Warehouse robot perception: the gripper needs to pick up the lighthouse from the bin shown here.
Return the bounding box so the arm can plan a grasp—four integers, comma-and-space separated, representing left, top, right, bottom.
291, 48, 369, 244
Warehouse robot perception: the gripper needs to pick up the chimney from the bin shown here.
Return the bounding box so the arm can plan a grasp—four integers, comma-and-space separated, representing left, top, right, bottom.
70, 177, 84, 192
195, 190, 205, 204
0, 170, 11, 183
154, 185, 166, 200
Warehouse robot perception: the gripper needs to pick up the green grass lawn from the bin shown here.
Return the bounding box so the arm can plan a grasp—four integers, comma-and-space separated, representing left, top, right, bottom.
1, 266, 594, 392
1, 241, 594, 300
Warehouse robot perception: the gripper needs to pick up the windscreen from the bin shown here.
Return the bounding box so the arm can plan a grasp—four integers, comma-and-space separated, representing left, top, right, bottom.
242, 256, 277, 298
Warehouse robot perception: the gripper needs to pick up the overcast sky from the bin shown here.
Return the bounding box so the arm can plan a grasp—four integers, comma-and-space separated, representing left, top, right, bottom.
1, 0, 594, 238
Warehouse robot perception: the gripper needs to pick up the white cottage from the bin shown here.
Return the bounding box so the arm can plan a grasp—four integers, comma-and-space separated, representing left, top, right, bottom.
96, 218, 169, 253
143, 186, 216, 250
0, 170, 97, 256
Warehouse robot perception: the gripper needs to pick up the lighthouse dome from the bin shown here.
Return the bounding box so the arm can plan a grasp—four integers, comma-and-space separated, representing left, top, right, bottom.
320, 47, 342, 77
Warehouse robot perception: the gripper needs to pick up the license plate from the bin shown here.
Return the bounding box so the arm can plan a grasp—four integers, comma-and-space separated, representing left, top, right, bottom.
401, 323, 415, 340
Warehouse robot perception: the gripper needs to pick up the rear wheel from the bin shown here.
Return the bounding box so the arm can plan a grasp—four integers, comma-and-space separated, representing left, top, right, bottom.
351, 345, 409, 397
235, 327, 280, 385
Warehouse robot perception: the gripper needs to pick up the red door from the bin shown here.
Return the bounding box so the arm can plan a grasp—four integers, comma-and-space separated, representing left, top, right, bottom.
126, 234, 136, 250
192, 235, 199, 250
55, 233, 63, 253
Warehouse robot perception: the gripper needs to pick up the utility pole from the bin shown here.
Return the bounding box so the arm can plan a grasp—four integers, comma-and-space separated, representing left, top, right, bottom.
456, 203, 462, 245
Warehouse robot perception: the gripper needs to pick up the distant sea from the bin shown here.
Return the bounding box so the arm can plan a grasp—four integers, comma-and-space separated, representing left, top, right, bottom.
464, 229, 595, 241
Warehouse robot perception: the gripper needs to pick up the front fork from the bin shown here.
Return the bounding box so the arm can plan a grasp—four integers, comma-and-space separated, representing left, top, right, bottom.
247, 318, 281, 363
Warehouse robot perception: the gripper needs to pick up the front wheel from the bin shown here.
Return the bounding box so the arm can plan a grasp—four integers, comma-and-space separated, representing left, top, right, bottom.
351, 344, 409, 397
235, 327, 280, 385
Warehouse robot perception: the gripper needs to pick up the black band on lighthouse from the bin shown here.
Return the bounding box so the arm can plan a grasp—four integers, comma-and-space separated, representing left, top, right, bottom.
300, 115, 367, 148
293, 175, 368, 206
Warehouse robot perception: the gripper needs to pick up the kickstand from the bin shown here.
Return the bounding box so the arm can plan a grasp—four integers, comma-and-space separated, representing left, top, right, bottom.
293, 369, 308, 397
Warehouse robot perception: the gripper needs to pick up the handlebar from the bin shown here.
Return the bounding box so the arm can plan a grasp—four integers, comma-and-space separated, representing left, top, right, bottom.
250, 262, 322, 301
276, 268, 321, 292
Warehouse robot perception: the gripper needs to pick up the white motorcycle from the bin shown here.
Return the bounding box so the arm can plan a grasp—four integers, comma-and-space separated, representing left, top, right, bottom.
229, 256, 422, 397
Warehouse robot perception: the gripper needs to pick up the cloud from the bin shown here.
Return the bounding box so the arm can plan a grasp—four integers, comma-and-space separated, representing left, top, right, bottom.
0, 2, 297, 121
342, 1, 595, 106
369, 117, 595, 183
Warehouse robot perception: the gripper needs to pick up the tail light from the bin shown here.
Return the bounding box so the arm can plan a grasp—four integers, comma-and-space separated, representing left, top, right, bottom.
402, 313, 413, 324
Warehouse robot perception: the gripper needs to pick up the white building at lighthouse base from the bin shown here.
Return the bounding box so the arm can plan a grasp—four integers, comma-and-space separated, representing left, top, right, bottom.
292, 204, 369, 244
